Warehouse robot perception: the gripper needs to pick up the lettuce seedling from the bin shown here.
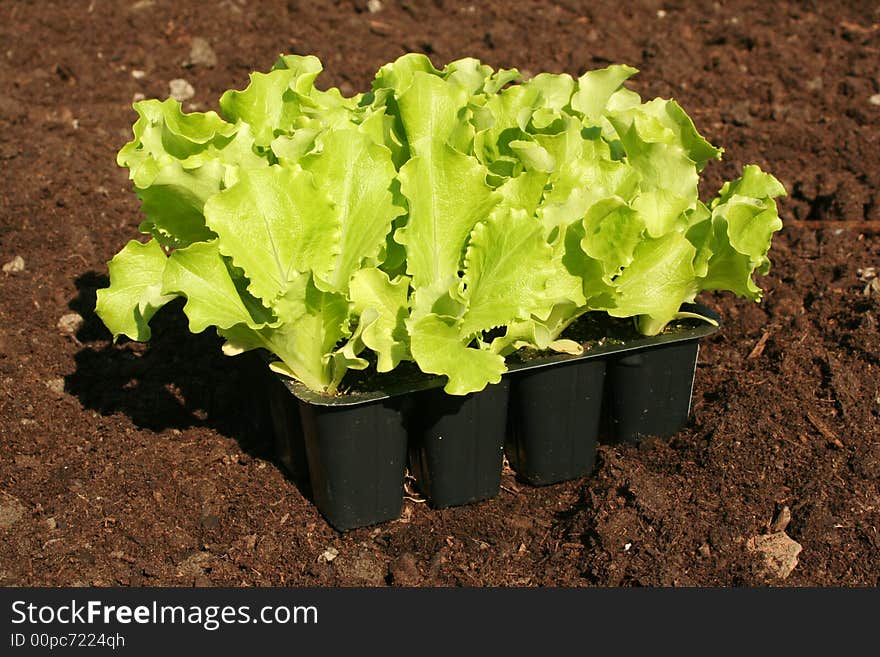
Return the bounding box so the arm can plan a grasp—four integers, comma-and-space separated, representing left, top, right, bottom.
98, 55, 404, 393
97, 53, 784, 397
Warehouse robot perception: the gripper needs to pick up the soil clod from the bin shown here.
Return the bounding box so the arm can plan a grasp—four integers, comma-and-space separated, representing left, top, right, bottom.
0, 493, 26, 530
389, 552, 421, 586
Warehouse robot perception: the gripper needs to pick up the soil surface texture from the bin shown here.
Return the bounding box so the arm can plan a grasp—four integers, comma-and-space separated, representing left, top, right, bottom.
1, 0, 878, 587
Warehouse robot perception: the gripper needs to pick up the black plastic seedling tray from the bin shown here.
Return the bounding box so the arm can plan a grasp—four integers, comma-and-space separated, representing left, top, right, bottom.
260, 305, 720, 530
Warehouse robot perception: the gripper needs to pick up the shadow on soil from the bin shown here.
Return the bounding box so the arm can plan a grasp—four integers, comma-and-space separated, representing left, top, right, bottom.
64, 272, 312, 498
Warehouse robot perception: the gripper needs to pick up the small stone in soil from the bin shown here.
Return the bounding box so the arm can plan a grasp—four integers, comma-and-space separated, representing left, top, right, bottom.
318, 546, 339, 563
45, 378, 65, 395
131, 69, 146, 79
870, 94, 880, 106
367, 0, 383, 12
2, 255, 25, 273
57, 312, 83, 335
185, 37, 217, 68
169, 78, 195, 102
746, 531, 802, 579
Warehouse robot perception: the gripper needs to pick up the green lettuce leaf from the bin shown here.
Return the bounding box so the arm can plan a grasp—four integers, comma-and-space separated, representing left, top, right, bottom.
349, 268, 411, 372
580, 197, 645, 280
571, 64, 638, 124
396, 144, 498, 290
220, 274, 360, 394
117, 99, 261, 248
161, 240, 274, 332
203, 164, 340, 303
459, 207, 556, 336
696, 165, 786, 300
117, 98, 236, 187
607, 232, 699, 334
95, 239, 174, 341
300, 129, 404, 292
219, 55, 324, 147
408, 313, 505, 395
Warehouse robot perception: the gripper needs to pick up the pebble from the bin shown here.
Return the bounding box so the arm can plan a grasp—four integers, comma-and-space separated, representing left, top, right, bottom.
367, 0, 383, 12
388, 552, 421, 585
746, 531, 802, 579
805, 76, 823, 92
169, 78, 195, 102
319, 546, 339, 563
186, 38, 217, 68
2, 255, 25, 273
45, 378, 65, 395
57, 312, 84, 335
870, 94, 880, 106
131, 69, 146, 80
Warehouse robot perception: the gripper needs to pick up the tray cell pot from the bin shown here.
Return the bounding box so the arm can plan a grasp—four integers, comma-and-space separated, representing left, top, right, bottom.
299, 398, 409, 531
506, 359, 606, 486
603, 341, 701, 444
264, 370, 310, 493
270, 375, 413, 530
407, 381, 510, 508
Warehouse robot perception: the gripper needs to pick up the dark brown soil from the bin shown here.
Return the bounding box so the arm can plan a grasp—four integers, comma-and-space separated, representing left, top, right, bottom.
1, 0, 878, 587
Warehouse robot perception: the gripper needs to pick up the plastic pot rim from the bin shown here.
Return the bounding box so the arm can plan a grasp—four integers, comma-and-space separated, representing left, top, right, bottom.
274, 302, 721, 407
